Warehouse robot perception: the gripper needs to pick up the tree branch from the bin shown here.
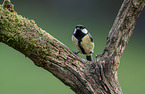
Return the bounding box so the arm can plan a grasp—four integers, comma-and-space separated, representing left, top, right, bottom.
0, 0, 144, 94
103, 0, 145, 69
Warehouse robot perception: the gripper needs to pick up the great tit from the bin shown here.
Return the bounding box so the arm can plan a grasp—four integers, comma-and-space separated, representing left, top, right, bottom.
72, 25, 96, 61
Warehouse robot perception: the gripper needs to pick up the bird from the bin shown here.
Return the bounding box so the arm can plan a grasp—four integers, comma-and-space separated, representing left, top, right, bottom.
72, 25, 96, 61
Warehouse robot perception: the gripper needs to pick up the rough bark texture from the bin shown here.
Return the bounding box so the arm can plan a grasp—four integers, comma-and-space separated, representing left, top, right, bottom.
0, 0, 145, 94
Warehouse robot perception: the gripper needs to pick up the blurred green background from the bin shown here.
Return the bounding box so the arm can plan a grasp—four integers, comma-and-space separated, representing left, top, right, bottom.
0, 0, 145, 94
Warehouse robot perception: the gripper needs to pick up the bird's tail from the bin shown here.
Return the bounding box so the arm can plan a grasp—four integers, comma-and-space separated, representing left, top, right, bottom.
86, 54, 93, 61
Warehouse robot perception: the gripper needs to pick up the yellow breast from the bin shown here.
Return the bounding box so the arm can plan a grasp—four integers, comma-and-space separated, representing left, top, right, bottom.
72, 34, 94, 55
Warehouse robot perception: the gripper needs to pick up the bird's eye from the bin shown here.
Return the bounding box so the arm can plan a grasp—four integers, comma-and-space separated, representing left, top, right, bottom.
81, 26, 85, 29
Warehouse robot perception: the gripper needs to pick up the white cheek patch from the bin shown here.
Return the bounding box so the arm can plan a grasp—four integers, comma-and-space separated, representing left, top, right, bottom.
73, 29, 76, 34
82, 29, 88, 34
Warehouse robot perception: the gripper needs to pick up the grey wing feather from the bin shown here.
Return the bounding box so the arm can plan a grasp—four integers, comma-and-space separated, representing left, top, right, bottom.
88, 33, 93, 42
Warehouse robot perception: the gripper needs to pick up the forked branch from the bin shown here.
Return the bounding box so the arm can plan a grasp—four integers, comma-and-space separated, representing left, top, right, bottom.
0, 0, 144, 94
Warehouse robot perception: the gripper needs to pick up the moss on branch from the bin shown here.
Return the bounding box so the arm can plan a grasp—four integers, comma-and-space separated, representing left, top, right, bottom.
2, 0, 14, 12
0, 0, 145, 94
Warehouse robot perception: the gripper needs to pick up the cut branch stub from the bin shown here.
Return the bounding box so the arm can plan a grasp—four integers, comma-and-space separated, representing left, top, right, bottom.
2, 0, 14, 12
0, 0, 145, 94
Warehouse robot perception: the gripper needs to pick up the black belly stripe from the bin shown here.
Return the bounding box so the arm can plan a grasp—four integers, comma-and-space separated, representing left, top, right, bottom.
78, 40, 86, 54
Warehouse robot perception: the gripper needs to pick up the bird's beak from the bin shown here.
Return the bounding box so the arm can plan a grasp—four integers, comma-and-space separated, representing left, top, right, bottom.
76, 28, 81, 31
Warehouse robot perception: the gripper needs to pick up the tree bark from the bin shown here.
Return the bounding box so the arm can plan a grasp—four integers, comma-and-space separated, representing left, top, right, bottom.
0, 0, 144, 94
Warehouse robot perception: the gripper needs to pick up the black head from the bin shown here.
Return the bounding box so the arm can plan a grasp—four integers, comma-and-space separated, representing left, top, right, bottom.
73, 25, 88, 40
75, 25, 85, 30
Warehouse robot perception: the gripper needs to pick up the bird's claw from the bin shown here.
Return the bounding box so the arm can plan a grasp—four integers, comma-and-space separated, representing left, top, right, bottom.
73, 51, 79, 55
